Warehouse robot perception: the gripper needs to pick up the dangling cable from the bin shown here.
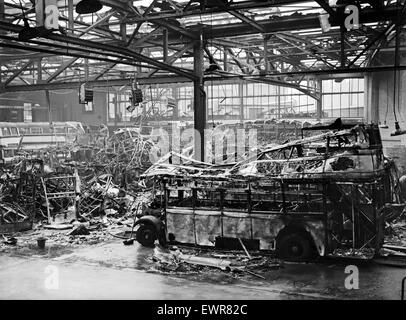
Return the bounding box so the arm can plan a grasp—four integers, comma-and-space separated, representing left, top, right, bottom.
210, 12, 215, 128
384, 78, 389, 125
397, 65, 404, 121
393, 34, 399, 123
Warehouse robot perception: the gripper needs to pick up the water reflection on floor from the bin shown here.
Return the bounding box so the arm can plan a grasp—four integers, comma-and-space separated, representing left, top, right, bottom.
0, 240, 404, 299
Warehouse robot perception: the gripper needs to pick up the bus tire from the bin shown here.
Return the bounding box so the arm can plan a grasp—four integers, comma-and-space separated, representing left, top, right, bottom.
276, 232, 313, 262
136, 223, 157, 247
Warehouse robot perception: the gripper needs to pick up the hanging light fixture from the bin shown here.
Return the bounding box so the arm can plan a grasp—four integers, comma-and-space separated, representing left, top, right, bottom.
18, 18, 39, 41
390, 11, 406, 137
205, 20, 221, 74
379, 79, 390, 129
76, 0, 103, 14
205, 62, 220, 73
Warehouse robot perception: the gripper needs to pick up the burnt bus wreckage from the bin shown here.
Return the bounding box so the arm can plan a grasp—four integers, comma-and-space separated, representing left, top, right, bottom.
136, 120, 405, 261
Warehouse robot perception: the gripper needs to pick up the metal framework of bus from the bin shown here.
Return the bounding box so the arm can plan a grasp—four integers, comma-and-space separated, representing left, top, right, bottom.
142, 123, 403, 259
0, 122, 85, 164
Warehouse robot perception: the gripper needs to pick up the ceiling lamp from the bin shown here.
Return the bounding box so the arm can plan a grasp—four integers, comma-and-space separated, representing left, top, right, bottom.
199, 0, 228, 8
205, 64, 220, 73
76, 0, 103, 14
17, 0, 38, 41
18, 18, 39, 41
205, 57, 221, 73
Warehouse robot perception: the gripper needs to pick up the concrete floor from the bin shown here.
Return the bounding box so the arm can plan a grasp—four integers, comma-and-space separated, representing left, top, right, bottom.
0, 240, 404, 300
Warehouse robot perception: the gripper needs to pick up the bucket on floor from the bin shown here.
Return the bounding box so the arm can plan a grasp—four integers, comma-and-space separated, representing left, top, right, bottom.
37, 237, 47, 249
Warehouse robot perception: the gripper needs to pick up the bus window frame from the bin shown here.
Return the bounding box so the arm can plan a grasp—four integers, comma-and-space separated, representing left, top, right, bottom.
30, 127, 43, 135
2, 128, 11, 136
10, 127, 18, 135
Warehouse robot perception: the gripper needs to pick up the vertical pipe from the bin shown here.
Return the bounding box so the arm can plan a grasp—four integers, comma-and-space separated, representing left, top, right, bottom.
45, 89, 51, 124
0, 0, 4, 22
84, 58, 89, 81
277, 86, 281, 119
193, 31, 206, 162
173, 84, 179, 119
393, 9, 400, 123
37, 58, 42, 83
45, 89, 54, 147
0, 0, 4, 40
114, 91, 118, 128
352, 188, 355, 250
239, 80, 244, 121
120, 20, 127, 43
263, 36, 269, 73
340, 26, 346, 68
163, 28, 168, 63
223, 46, 228, 72
317, 78, 322, 120
323, 183, 329, 254
68, 0, 74, 35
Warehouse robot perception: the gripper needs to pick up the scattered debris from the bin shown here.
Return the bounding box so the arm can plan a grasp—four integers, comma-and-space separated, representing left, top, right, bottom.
382, 244, 406, 253
330, 248, 375, 260
1, 120, 405, 274
43, 224, 73, 230
150, 245, 282, 277
0, 129, 155, 252
1, 234, 17, 246
68, 224, 90, 236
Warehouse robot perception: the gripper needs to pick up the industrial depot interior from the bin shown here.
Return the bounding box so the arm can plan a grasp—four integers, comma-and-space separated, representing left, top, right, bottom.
1, 0, 406, 301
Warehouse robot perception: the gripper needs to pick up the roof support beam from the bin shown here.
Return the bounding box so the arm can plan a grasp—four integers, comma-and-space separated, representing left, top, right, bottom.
1, 76, 192, 93
128, 0, 301, 22
198, 6, 400, 39
2, 60, 33, 86
91, 61, 121, 81
127, 0, 164, 46
147, 43, 193, 77
227, 10, 264, 33
100, 0, 131, 12
46, 57, 78, 83
0, 21, 197, 81
314, 0, 336, 17
153, 19, 197, 39
132, 27, 162, 47
79, 11, 116, 36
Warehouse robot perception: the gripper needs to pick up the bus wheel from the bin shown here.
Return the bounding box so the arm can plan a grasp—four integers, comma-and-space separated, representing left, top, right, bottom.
136, 223, 157, 247
276, 232, 313, 261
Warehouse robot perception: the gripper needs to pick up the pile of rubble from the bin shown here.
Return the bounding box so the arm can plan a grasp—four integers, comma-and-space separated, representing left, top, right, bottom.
0, 129, 158, 249
149, 245, 282, 279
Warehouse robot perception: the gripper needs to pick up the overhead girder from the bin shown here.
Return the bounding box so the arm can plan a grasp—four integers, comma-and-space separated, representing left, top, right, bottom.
118, 0, 381, 23
0, 0, 404, 94
94, 6, 401, 46
0, 20, 197, 81
194, 6, 401, 40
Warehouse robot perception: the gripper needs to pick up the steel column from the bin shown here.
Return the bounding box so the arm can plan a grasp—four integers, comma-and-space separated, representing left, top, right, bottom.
193, 33, 206, 162
316, 78, 322, 120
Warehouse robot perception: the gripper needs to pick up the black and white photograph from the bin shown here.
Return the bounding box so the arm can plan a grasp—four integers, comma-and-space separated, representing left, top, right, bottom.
0, 0, 406, 306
